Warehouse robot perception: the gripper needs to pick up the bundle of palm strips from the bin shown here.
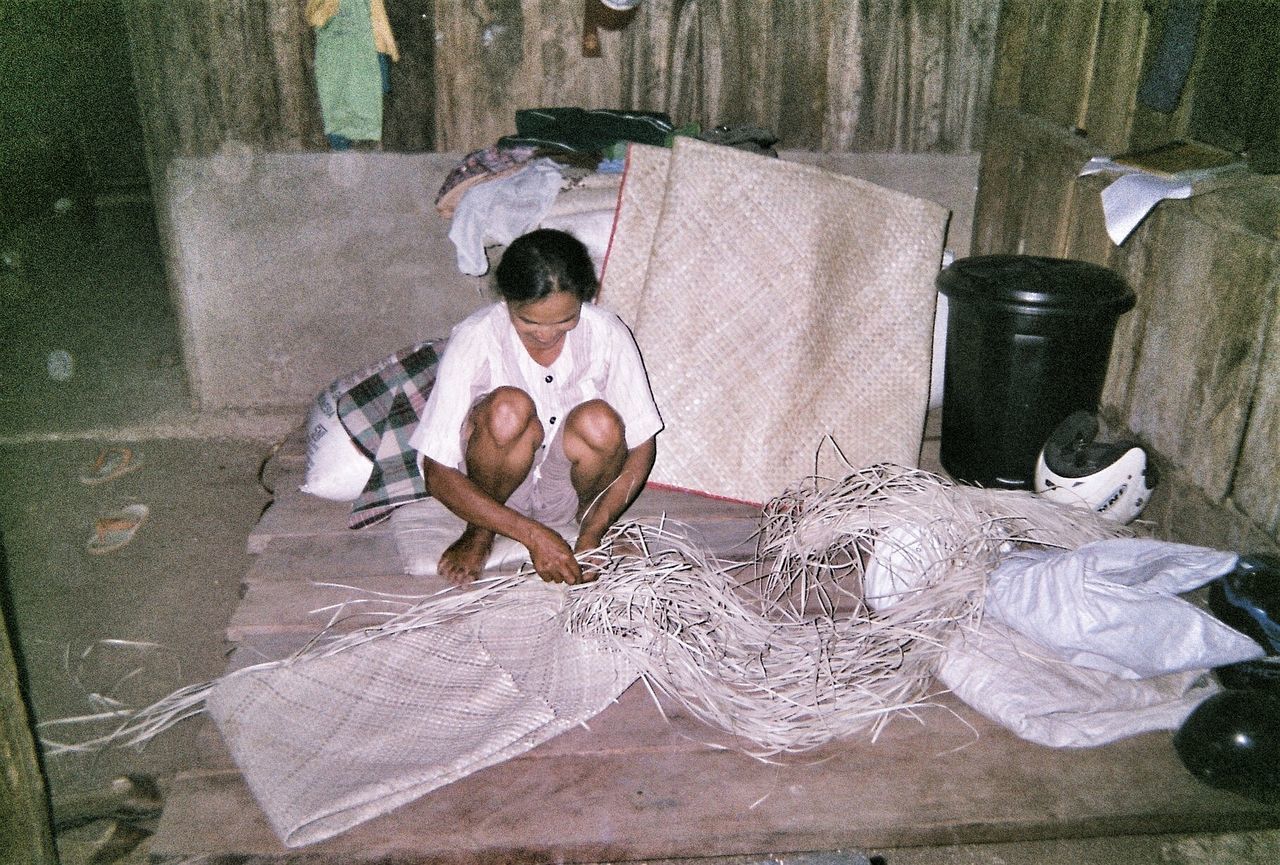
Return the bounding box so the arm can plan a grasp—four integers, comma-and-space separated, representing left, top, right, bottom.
567, 462, 1127, 755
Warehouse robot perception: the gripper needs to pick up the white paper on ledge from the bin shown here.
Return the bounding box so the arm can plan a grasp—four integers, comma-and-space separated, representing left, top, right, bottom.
1078, 156, 1198, 245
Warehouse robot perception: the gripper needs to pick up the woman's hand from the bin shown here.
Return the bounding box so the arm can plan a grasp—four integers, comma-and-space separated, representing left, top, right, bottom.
525, 522, 591, 584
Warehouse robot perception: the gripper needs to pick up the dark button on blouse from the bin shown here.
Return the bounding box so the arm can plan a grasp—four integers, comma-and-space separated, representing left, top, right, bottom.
549, 417, 557, 425
545, 375, 553, 383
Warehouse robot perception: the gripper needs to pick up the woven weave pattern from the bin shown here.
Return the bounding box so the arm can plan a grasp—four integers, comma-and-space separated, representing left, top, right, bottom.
598, 143, 670, 326
205, 581, 635, 846
603, 138, 947, 503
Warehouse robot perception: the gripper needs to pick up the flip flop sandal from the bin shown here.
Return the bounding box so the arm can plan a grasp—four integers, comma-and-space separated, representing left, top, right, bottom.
80, 447, 144, 486
86, 504, 149, 555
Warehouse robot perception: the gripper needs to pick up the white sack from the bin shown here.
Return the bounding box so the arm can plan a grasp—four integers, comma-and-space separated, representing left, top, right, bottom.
985, 538, 1263, 679
539, 207, 617, 277
301, 375, 374, 502
937, 620, 1220, 748
538, 177, 622, 277
301, 337, 442, 502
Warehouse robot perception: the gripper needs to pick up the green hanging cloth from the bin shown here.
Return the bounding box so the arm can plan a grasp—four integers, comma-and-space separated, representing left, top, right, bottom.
312, 0, 383, 142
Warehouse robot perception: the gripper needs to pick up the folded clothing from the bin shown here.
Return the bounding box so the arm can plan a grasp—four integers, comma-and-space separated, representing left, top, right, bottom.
338, 339, 446, 528
447, 159, 564, 276
435, 145, 538, 218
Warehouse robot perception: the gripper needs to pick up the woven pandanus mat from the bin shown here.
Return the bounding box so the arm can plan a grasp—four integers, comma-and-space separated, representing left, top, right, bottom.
598, 143, 670, 326
205, 581, 636, 847
604, 137, 947, 503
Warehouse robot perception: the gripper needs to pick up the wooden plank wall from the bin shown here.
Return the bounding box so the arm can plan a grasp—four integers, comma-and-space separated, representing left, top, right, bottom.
972, 0, 1280, 552
1, 571, 58, 865
122, 0, 325, 203
121, 0, 999, 195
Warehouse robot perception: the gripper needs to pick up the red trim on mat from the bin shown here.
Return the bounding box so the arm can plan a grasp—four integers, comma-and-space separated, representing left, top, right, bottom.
597, 143, 634, 295
645, 481, 763, 508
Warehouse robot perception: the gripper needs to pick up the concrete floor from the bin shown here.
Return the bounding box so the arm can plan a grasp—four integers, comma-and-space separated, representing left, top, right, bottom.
0, 201, 293, 862
1, 201, 1276, 864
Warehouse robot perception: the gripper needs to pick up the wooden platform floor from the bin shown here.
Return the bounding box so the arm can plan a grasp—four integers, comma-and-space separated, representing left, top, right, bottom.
149, 426, 1280, 863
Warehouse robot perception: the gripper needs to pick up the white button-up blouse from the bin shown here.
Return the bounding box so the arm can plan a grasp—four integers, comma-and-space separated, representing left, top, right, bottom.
409, 301, 663, 472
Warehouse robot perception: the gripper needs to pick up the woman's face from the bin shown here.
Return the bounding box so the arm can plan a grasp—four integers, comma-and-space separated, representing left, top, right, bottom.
508, 290, 582, 355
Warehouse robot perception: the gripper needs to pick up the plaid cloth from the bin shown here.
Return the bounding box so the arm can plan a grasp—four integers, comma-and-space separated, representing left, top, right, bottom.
338, 339, 445, 529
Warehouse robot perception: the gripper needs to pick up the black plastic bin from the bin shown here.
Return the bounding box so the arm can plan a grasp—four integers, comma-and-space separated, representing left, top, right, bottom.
937, 255, 1136, 489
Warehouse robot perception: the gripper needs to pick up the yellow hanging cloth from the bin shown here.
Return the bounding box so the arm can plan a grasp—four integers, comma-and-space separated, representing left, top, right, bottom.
306, 0, 399, 61
369, 0, 400, 61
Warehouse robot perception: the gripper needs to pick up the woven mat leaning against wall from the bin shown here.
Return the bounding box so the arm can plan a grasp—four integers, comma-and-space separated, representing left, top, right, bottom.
600, 137, 950, 504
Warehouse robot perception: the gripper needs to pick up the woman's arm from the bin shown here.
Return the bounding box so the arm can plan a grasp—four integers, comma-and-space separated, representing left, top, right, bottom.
422, 457, 583, 583
575, 436, 657, 554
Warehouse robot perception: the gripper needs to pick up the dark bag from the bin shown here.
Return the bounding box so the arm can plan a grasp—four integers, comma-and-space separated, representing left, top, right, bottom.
697, 125, 780, 157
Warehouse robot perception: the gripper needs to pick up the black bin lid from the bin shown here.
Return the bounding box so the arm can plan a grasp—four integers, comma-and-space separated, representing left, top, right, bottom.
937, 255, 1135, 316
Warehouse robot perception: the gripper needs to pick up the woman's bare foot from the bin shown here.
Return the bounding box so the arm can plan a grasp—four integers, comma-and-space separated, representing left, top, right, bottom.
574, 530, 642, 559
571, 532, 640, 582
573, 530, 605, 557
438, 525, 495, 585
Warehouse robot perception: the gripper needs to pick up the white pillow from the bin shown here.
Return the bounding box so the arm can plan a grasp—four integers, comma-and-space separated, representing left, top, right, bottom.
391, 497, 576, 576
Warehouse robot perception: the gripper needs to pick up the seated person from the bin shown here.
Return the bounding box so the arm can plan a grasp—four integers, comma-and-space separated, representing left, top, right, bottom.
410, 229, 662, 585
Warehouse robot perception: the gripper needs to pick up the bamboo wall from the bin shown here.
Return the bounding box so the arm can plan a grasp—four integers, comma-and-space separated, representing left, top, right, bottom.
122, 0, 1000, 196
973, 0, 1280, 552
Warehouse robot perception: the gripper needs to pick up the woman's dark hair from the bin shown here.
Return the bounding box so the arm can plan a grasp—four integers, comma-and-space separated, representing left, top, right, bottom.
494, 229, 599, 303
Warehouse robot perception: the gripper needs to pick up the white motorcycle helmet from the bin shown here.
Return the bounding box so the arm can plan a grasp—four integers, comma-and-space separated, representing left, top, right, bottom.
1033, 411, 1157, 525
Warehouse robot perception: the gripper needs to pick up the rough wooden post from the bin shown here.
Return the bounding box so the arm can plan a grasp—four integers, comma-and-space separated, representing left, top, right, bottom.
1, 534, 58, 865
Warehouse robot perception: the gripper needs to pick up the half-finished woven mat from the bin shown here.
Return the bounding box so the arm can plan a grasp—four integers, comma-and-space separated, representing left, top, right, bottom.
206, 581, 636, 847
604, 137, 948, 503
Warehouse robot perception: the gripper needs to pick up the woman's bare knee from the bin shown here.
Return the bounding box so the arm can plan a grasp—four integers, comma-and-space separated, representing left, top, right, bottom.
564, 400, 624, 456
464, 388, 541, 496
472, 386, 539, 447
